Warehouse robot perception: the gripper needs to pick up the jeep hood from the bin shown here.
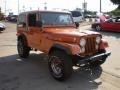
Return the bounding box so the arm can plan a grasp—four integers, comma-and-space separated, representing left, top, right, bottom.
44, 28, 100, 43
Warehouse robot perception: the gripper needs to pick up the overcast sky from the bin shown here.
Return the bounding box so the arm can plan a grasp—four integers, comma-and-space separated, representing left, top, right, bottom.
0, 0, 118, 15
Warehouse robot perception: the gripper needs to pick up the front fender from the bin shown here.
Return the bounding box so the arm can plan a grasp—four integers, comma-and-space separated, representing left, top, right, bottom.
49, 43, 81, 55
99, 39, 109, 49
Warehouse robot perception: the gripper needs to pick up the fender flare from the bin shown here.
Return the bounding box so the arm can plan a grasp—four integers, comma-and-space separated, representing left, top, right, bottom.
49, 43, 72, 55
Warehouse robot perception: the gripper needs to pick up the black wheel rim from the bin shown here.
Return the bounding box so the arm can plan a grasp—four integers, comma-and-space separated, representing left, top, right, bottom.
50, 56, 63, 76
96, 25, 101, 31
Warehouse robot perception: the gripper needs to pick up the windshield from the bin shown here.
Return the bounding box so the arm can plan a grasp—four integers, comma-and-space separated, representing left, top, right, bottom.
71, 11, 82, 17
41, 12, 74, 25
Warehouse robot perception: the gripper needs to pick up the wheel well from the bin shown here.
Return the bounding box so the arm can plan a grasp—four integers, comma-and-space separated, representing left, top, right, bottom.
49, 47, 62, 54
49, 45, 71, 55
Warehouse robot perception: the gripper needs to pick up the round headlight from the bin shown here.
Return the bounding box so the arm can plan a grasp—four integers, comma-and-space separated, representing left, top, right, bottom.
96, 36, 101, 44
80, 38, 86, 47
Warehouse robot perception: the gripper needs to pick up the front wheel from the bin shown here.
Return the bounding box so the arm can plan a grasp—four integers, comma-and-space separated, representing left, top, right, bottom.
48, 50, 72, 81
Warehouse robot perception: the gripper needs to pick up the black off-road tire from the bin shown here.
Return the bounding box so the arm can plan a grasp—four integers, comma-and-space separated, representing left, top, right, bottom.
17, 39, 30, 58
48, 50, 73, 81
89, 50, 106, 67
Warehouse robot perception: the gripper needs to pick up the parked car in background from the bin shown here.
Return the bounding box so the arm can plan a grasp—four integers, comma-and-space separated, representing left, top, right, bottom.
70, 10, 83, 23
0, 23, 6, 32
6, 15, 18, 22
92, 16, 120, 32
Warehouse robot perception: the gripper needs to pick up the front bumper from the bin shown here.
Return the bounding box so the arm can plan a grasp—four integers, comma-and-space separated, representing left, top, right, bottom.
77, 52, 111, 64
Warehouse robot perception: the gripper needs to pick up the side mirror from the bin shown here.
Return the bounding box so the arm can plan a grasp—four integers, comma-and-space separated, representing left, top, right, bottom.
75, 22, 79, 28
36, 21, 43, 27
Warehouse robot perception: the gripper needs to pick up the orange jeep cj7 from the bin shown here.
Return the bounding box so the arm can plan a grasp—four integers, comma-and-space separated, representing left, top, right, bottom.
17, 10, 111, 81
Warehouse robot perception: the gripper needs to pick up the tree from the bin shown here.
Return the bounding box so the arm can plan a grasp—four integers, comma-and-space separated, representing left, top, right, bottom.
110, 0, 120, 8
110, 0, 120, 5
107, 0, 120, 16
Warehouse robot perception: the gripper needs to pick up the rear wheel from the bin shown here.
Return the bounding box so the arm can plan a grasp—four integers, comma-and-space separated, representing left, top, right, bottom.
48, 50, 72, 81
17, 39, 30, 58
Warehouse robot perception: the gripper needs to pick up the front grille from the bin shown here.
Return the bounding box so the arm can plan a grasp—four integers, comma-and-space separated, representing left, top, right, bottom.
85, 36, 97, 54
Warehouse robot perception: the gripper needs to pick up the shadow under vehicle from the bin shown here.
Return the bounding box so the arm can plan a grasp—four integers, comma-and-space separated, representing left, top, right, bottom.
0, 53, 103, 90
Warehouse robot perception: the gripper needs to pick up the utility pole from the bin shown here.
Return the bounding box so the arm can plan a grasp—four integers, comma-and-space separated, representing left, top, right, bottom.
30, 7, 32, 11
4, 0, 6, 16
84, 0, 85, 12
22, 6, 25, 12
18, 0, 19, 14
83, 0, 86, 18
100, 0, 102, 13
0, 7, 1, 13
44, 2, 47, 10
4, 0, 6, 21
